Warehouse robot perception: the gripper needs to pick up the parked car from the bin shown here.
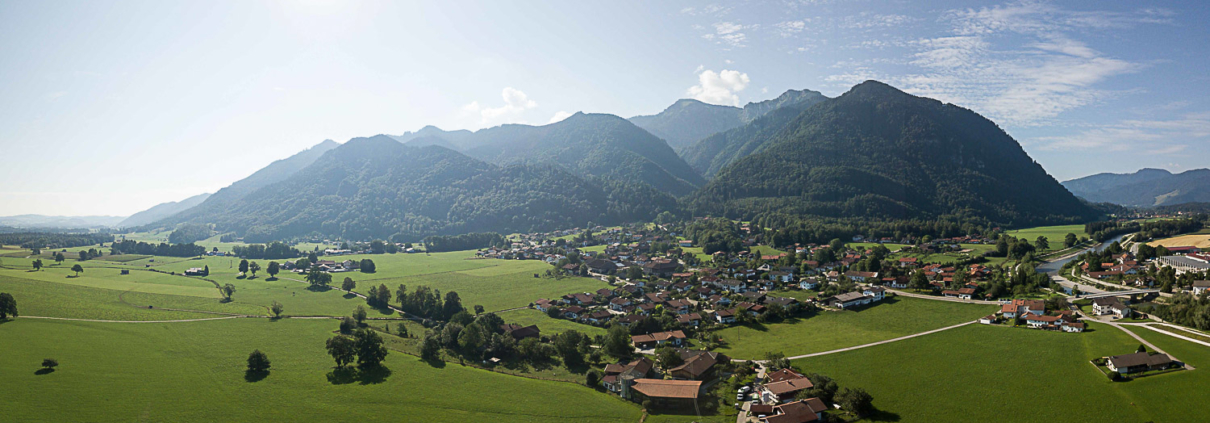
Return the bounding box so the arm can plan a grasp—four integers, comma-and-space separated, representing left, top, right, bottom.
739, 386, 752, 394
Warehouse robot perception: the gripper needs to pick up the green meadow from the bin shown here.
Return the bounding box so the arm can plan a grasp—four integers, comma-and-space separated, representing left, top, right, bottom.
792, 322, 1210, 422
1005, 224, 1086, 251
710, 296, 996, 359
0, 318, 642, 423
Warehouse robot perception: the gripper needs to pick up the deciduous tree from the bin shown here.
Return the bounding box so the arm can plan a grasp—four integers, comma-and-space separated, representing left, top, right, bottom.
270, 301, 284, 318
266, 261, 279, 279
246, 350, 271, 373
326, 335, 356, 368
353, 328, 388, 368
0, 292, 17, 319
70, 264, 84, 277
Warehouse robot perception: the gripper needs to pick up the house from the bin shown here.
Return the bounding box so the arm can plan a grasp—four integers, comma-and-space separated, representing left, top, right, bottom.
120, 269, 130, 275
500, 324, 540, 340
898, 257, 918, 267
534, 299, 554, 312
979, 315, 996, 325
626, 379, 702, 408
587, 259, 618, 274
583, 310, 613, 324
942, 290, 960, 298
1013, 299, 1046, 315
799, 278, 822, 290
1062, 322, 1085, 333
1193, 280, 1210, 296
631, 330, 688, 349
184, 267, 207, 276
844, 271, 878, 282
562, 306, 585, 319
666, 299, 692, 314
1106, 352, 1174, 374
825, 291, 871, 309
765, 368, 806, 383
1025, 314, 1061, 329
1001, 304, 1020, 319
610, 297, 632, 311
862, 286, 885, 301
765, 296, 800, 311
886, 276, 910, 289
679, 240, 693, 247
1092, 297, 1131, 318
957, 287, 976, 300
769, 271, 794, 283
668, 349, 726, 380
742, 291, 768, 304
676, 313, 703, 326
617, 314, 646, 327
643, 260, 679, 278
760, 398, 828, 423
715, 308, 737, 324
761, 376, 814, 403
603, 358, 653, 393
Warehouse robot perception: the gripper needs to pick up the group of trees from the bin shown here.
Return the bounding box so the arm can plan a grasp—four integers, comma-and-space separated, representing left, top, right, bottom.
989, 235, 1038, 260
1138, 216, 1208, 241
1150, 293, 1210, 330
167, 223, 212, 244
76, 248, 103, 261
110, 240, 206, 257
231, 241, 301, 260
395, 285, 463, 319
0, 232, 111, 250
424, 233, 507, 252
326, 328, 388, 369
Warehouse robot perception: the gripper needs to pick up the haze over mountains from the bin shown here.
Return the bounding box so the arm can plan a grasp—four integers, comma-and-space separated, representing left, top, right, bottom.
1063, 168, 1210, 207
98, 80, 1123, 240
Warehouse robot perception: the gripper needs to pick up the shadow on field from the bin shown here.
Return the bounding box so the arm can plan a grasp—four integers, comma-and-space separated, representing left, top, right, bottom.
307, 285, 332, 293
244, 370, 269, 383
866, 407, 901, 422
342, 293, 357, 299
34, 368, 55, 376
326, 366, 392, 385
423, 357, 447, 369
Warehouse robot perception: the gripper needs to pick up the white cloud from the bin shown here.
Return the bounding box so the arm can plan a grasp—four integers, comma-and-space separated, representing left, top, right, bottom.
775, 20, 807, 37
687, 69, 751, 106
840, 13, 915, 29
548, 111, 573, 124
1033, 112, 1210, 152
704, 21, 755, 48
462, 87, 538, 124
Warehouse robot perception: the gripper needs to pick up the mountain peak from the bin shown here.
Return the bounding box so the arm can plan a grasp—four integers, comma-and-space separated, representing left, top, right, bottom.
845, 80, 908, 97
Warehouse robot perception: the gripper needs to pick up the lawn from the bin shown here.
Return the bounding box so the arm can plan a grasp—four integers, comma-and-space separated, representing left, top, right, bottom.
791, 322, 1210, 422
0, 318, 642, 423
1005, 224, 1086, 251
496, 308, 608, 337
0, 273, 230, 321
710, 296, 996, 359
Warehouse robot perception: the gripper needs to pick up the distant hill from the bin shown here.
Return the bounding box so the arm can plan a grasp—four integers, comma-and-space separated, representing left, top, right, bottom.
1063, 168, 1210, 207
681, 95, 825, 177
629, 89, 828, 151
0, 215, 126, 229
687, 80, 1097, 226
148, 139, 339, 229
174, 135, 679, 242
117, 193, 211, 228
390, 126, 476, 149
460, 112, 705, 196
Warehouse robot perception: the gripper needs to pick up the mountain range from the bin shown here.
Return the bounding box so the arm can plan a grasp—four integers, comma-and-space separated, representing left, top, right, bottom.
1063, 168, 1210, 207
628, 89, 828, 150
0, 215, 126, 229
117, 193, 211, 228
125, 80, 1100, 241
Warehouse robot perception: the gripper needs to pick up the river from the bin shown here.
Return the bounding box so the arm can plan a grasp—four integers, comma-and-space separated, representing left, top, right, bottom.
1036, 232, 1131, 275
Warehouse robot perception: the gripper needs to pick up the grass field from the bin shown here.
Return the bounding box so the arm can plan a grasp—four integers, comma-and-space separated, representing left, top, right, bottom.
792, 322, 1210, 422
1148, 233, 1210, 249
710, 296, 996, 359
496, 308, 608, 337
0, 318, 642, 423
1005, 224, 1086, 251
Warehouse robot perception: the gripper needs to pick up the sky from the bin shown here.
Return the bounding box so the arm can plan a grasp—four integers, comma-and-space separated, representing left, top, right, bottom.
1, 0, 1208, 217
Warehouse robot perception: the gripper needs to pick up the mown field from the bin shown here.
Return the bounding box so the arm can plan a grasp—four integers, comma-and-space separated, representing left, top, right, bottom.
1005, 224, 1086, 251
1148, 233, 1210, 249
793, 322, 1210, 422
496, 308, 608, 337
710, 296, 996, 359
0, 318, 642, 423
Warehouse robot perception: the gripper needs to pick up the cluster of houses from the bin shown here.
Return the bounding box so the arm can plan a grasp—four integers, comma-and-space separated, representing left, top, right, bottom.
749, 368, 830, 423
1083, 252, 1143, 279
986, 299, 1087, 333
601, 348, 729, 409
281, 259, 359, 273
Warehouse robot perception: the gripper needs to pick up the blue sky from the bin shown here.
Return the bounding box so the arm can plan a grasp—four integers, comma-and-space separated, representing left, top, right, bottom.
1, 0, 1207, 216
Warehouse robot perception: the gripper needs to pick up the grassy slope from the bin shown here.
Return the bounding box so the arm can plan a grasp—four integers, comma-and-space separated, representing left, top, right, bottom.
495, 308, 608, 337
711, 296, 996, 360
1005, 224, 1086, 251
0, 318, 641, 423
793, 322, 1210, 422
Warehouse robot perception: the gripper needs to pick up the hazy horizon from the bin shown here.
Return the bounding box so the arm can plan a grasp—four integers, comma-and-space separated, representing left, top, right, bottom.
3, 0, 1208, 217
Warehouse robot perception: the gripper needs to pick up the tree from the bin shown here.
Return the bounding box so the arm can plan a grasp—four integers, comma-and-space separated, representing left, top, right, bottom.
1064, 233, 1078, 248
804, 373, 839, 404
246, 350, 271, 373
78, 251, 87, 261
421, 333, 442, 360
553, 330, 586, 364
1034, 236, 1049, 252
305, 267, 332, 287
308, 251, 318, 263
54, 253, 65, 264
586, 370, 602, 387
41, 358, 58, 370
370, 240, 386, 254
443, 291, 464, 319
603, 325, 632, 358
266, 261, 279, 279
354, 328, 389, 368
655, 346, 683, 370
0, 292, 17, 319
70, 264, 84, 277
474, 305, 485, 315
1137, 344, 1147, 354
238, 259, 249, 275
248, 261, 261, 278
294, 258, 310, 270
222, 283, 236, 299
353, 305, 368, 325
396, 322, 409, 338
339, 316, 356, 333
360, 259, 376, 273
270, 301, 284, 318
837, 387, 874, 417
764, 352, 790, 370
32, 259, 42, 271
908, 270, 929, 290
342, 277, 356, 292
325, 335, 357, 368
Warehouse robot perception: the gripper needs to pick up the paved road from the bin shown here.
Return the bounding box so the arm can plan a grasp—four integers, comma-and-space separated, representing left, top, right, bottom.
783, 320, 977, 360
886, 289, 1001, 305
1051, 273, 1106, 295
19, 315, 241, 323
1101, 321, 1195, 370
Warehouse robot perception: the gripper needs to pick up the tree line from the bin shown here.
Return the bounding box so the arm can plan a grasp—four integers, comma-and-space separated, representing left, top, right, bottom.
110, 240, 206, 257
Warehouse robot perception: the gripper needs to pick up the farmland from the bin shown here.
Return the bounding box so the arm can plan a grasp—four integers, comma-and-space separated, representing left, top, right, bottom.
1148, 233, 1210, 249
709, 296, 996, 359
1005, 224, 1086, 251
792, 322, 1210, 422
